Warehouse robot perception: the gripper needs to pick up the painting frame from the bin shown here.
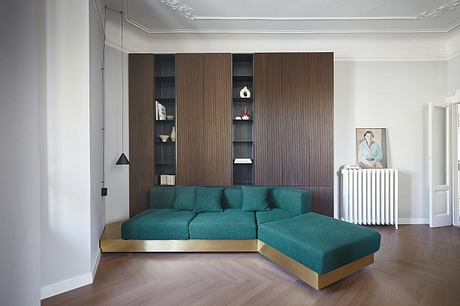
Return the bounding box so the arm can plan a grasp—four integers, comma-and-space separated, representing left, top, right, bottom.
356, 128, 387, 169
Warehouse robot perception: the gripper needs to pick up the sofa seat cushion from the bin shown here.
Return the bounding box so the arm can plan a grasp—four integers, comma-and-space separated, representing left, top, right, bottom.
121, 209, 196, 240
258, 213, 381, 274
189, 209, 256, 239
256, 208, 297, 225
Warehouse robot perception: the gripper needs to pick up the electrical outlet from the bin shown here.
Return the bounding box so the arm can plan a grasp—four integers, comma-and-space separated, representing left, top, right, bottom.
101, 187, 108, 197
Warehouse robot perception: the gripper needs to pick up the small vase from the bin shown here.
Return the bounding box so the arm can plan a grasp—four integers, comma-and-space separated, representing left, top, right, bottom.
240, 86, 251, 98
170, 126, 176, 142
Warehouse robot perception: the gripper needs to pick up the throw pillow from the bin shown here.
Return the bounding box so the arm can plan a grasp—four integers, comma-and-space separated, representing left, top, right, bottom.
194, 187, 224, 213
173, 185, 196, 210
241, 186, 271, 212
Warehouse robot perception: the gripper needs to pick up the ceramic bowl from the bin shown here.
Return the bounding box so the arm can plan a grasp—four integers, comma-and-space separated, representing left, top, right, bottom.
159, 135, 169, 142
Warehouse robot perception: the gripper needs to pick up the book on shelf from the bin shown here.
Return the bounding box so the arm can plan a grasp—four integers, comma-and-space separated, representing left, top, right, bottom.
160, 175, 176, 185
234, 158, 252, 164
155, 101, 166, 120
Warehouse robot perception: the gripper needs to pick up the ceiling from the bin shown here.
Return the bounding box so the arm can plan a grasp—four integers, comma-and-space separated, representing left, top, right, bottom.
107, 0, 460, 34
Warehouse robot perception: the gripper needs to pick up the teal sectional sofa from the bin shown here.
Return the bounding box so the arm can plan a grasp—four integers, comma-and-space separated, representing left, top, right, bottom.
102, 185, 380, 290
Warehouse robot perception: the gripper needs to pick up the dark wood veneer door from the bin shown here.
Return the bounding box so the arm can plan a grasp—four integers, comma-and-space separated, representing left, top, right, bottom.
281, 53, 310, 186
254, 53, 284, 186
176, 54, 205, 185
128, 54, 154, 217
254, 52, 334, 216
203, 54, 232, 186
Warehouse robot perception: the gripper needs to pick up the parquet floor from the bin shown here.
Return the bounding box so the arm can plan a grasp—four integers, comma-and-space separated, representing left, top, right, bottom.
42, 225, 460, 306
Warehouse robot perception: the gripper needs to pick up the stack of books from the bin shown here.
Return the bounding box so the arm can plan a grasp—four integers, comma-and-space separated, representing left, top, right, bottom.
155, 101, 166, 120
160, 175, 175, 185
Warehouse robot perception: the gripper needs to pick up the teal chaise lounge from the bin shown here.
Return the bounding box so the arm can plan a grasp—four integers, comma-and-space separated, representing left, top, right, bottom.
102, 185, 381, 290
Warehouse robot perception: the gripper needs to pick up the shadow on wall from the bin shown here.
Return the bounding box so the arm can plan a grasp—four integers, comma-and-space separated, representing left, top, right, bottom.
398, 171, 412, 220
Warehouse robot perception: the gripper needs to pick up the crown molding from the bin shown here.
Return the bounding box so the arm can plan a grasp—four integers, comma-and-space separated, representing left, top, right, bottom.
419, 0, 459, 18
160, 0, 196, 20
124, 0, 460, 34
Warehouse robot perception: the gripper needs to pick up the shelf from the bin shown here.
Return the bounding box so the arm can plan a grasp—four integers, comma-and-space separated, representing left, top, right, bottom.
155, 119, 175, 122
233, 182, 254, 186
155, 75, 175, 79
233, 75, 253, 82
155, 140, 176, 144
233, 98, 253, 102
155, 162, 175, 165
233, 119, 253, 122
155, 97, 175, 102
233, 140, 253, 143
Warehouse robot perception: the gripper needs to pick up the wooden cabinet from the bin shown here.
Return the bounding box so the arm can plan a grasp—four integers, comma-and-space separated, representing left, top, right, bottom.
254, 53, 334, 216
128, 54, 155, 217
176, 53, 232, 186
129, 52, 334, 216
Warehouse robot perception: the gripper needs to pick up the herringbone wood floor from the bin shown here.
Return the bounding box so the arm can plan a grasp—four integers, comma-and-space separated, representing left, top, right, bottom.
42, 225, 460, 306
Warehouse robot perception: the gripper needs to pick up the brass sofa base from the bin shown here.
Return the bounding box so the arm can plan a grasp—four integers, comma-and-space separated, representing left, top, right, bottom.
100, 221, 374, 289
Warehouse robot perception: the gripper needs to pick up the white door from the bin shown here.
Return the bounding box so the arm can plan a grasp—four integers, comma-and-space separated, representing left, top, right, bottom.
428, 102, 452, 227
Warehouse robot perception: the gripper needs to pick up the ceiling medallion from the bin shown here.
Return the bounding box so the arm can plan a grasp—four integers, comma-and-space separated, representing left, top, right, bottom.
419, 0, 459, 18
160, 0, 196, 21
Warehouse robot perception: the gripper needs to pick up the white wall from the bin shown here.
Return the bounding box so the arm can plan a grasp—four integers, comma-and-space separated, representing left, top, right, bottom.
89, 0, 106, 275
104, 12, 459, 223
448, 55, 460, 95
334, 61, 447, 222
104, 45, 129, 223
40, 0, 95, 299
0, 1, 41, 305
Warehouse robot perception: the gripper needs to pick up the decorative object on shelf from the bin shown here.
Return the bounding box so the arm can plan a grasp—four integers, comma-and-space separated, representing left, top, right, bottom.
234, 158, 253, 164
240, 86, 251, 98
160, 174, 176, 185
155, 101, 166, 120
167, 115, 175, 120
356, 128, 387, 168
116, 9, 129, 165
234, 116, 242, 120
159, 135, 170, 142
242, 107, 250, 120
170, 126, 176, 142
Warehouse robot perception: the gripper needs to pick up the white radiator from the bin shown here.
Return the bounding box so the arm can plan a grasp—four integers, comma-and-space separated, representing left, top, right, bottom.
341, 168, 399, 229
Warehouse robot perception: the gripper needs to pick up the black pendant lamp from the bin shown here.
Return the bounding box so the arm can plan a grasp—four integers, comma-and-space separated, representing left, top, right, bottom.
116, 10, 129, 165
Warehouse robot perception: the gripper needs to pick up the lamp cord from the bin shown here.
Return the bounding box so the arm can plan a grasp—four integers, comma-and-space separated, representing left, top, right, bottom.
120, 10, 124, 152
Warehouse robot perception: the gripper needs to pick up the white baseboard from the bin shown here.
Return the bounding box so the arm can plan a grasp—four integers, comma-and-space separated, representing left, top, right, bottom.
41, 250, 101, 300
399, 218, 429, 224
41, 273, 93, 300
92, 250, 101, 280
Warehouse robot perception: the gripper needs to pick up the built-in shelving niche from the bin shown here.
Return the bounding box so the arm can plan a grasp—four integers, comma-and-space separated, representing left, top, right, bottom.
154, 54, 176, 185
232, 54, 254, 185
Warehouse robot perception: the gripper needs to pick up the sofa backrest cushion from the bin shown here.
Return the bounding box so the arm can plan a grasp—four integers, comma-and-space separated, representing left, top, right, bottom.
194, 187, 224, 213
269, 188, 311, 215
149, 186, 176, 209
241, 186, 271, 212
222, 186, 242, 209
173, 185, 196, 210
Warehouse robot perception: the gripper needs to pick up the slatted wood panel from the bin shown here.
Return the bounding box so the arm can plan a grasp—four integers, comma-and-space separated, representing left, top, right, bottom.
203, 54, 232, 185
254, 53, 334, 215
128, 54, 154, 217
176, 54, 231, 185
307, 53, 334, 186
254, 54, 283, 186
43, 226, 460, 306
176, 54, 205, 185
281, 53, 310, 186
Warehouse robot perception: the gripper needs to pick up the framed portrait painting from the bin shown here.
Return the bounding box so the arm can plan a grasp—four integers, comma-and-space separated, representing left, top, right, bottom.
356, 128, 387, 168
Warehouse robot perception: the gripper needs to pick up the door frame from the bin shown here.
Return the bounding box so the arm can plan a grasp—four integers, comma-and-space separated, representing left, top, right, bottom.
428, 101, 452, 227
447, 90, 460, 227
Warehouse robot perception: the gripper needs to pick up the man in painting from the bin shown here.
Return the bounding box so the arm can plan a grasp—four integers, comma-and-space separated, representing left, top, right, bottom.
358, 130, 383, 168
